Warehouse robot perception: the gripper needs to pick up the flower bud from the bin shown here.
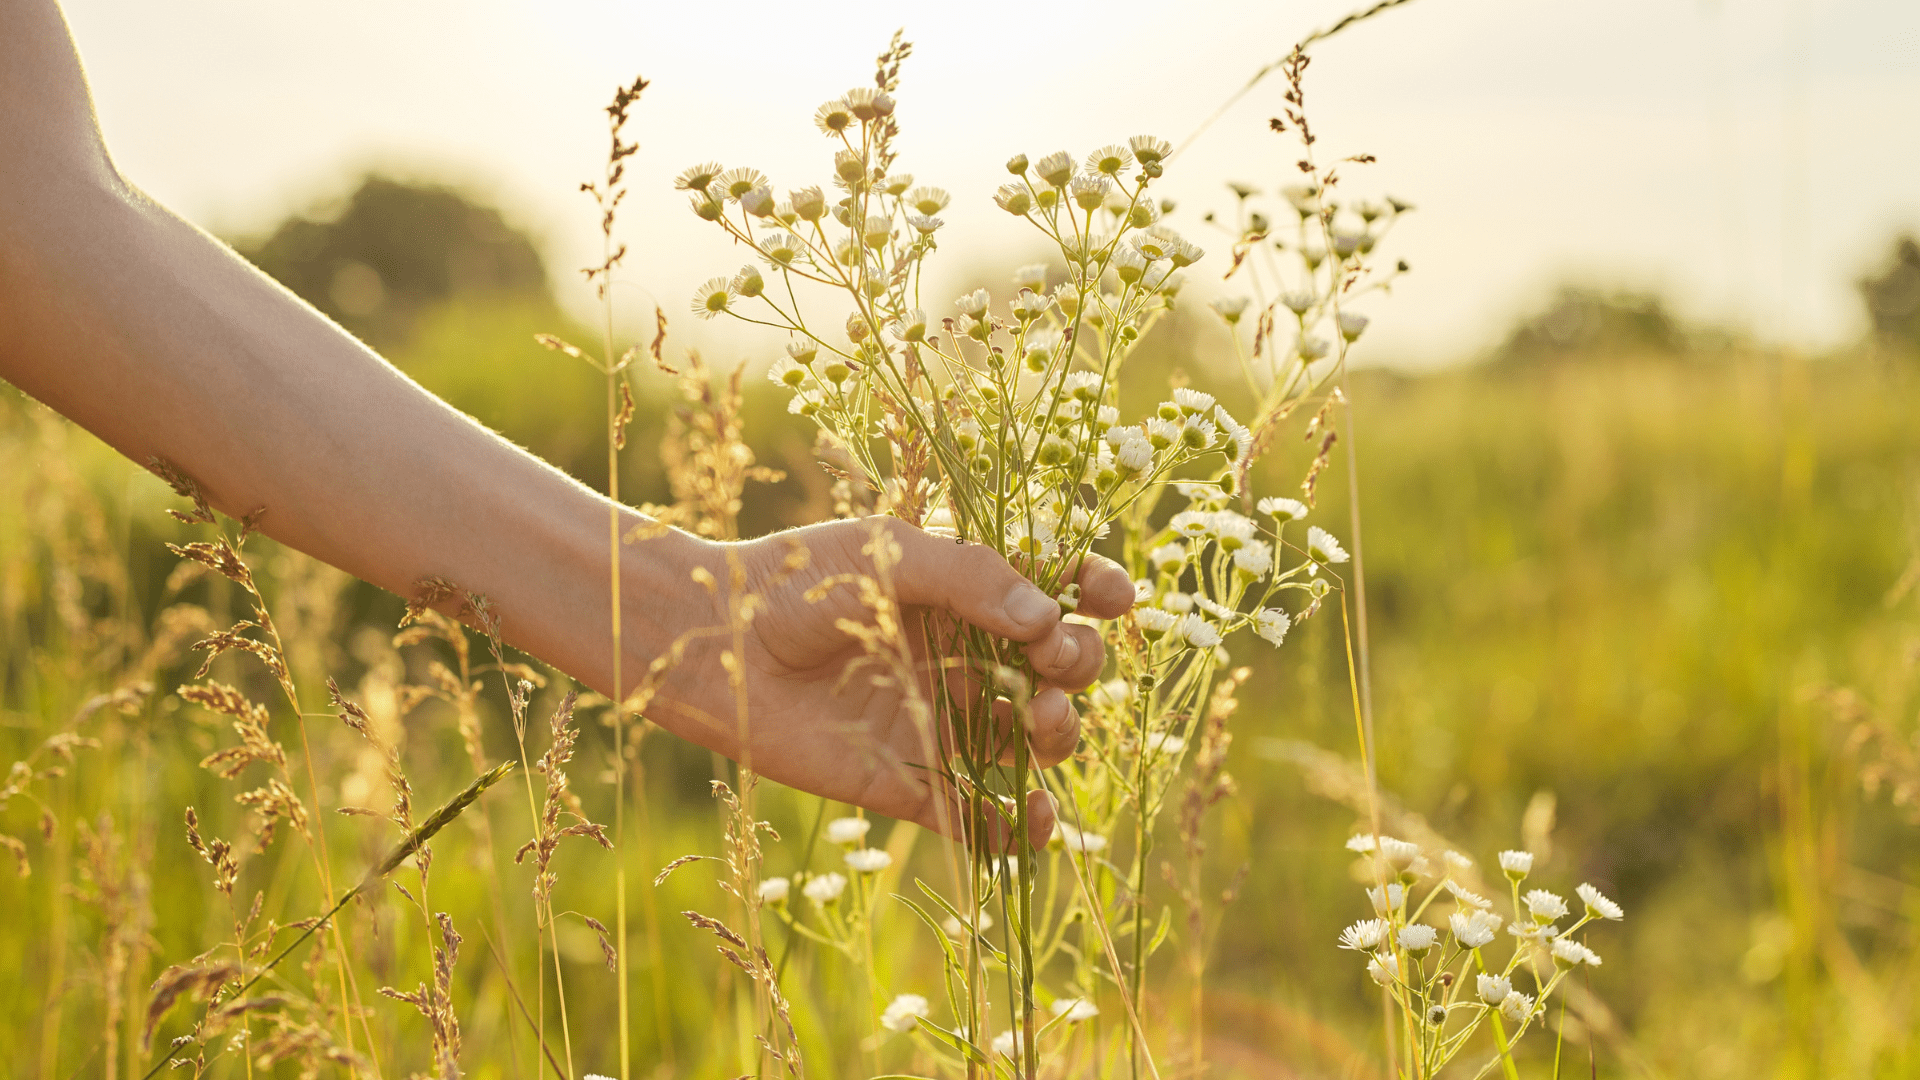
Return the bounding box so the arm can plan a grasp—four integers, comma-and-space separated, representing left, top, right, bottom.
1006, 153, 1029, 175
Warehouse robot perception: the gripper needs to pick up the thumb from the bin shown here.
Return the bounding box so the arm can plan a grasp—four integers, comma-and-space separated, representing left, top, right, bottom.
874, 518, 1062, 644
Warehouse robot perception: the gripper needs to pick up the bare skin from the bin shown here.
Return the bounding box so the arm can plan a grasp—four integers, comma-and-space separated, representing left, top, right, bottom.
0, 0, 1132, 846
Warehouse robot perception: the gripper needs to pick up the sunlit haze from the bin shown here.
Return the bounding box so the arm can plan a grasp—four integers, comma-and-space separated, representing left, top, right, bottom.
63, 0, 1920, 367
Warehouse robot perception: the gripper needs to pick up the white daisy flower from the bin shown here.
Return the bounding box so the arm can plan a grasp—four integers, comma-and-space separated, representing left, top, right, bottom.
1444, 850, 1474, 873
1445, 880, 1492, 910
1499, 990, 1535, 1023
1524, 889, 1569, 924
1476, 973, 1512, 1005
1069, 173, 1111, 211
1051, 997, 1099, 1021
1129, 134, 1171, 165
1551, 937, 1602, 968
813, 98, 854, 135
994, 183, 1032, 215
1338, 918, 1390, 951
1145, 417, 1181, 450
803, 872, 847, 904
991, 1029, 1024, 1059
906, 214, 943, 235
955, 288, 991, 318
674, 161, 724, 192
1012, 263, 1049, 292
826, 817, 871, 846
1345, 833, 1378, 854
1034, 151, 1075, 188
788, 186, 827, 221
1111, 246, 1150, 283
758, 876, 790, 905
1210, 511, 1256, 550
1296, 334, 1331, 361
1236, 541, 1275, 579
1144, 731, 1186, 755
1258, 496, 1309, 522
1577, 883, 1624, 921
1194, 595, 1236, 620
1057, 823, 1108, 854
1499, 850, 1534, 880
1449, 909, 1501, 949
942, 911, 993, 937
1135, 608, 1177, 638
1085, 144, 1134, 176
1379, 837, 1421, 872
1306, 526, 1349, 565
845, 848, 893, 874
1397, 924, 1439, 955
880, 993, 930, 1032
1280, 290, 1315, 315
1150, 543, 1187, 573
1172, 387, 1216, 415
1177, 613, 1221, 649
714, 167, 768, 201
1338, 311, 1370, 341
905, 186, 950, 216
1367, 953, 1399, 986
1009, 289, 1049, 322
691, 276, 733, 319
768, 357, 809, 389
1368, 882, 1405, 915
1169, 511, 1213, 539
760, 233, 804, 267
1210, 297, 1250, 324
1088, 678, 1130, 710
1180, 415, 1217, 450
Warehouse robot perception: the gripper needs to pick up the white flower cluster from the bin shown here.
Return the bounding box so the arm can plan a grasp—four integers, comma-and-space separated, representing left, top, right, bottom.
1335, 833, 1622, 1072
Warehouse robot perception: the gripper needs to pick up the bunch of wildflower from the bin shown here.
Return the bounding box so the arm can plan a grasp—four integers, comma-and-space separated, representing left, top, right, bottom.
681, 40, 1381, 1073
1336, 835, 1623, 1075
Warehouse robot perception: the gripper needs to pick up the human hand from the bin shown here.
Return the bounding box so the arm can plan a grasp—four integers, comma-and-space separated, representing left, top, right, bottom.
647, 517, 1136, 849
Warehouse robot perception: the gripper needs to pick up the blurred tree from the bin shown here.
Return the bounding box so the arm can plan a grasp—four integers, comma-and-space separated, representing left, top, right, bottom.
1858, 235, 1920, 357
234, 175, 548, 346
1489, 285, 1699, 366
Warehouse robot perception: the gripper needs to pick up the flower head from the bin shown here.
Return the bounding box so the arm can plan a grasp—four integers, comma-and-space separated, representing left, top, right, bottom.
813, 98, 854, 135
1129, 135, 1171, 166
845, 848, 893, 874
803, 872, 847, 904
1070, 173, 1112, 211
1338, 918, 1390, 951
1086, 144, 1134, 177
991, 1030, 1024, 1059
715, 167, 768, 202
1380, 837, 1421, 872
675, 162, 725, 192
1499, 850, 1534, 881
880, 993, 930, 1032
1210, 297, 1250, 324
758, 876, 790, 905
691, 277, 733, 319
1477, 973, 1512, 1005
1449, 909, 1502, 949
1144, 731, 1186, 755
1367, 882, 1405, 915
1397, 924, 1439, 955
1035, 151, 1075, 188
1234, 536, 1273, 571
1366, 953, 1399, 986
1306, 526, 1349, 565
1551, 937, 1603, 968
1499, 990, 1535, 1023
1258, 496, 1309, 522
956, 288, 991, 319
1177, 613, 1221, 649
1135, 607, 1177, 638
1338, 311, 1370, 341
1051, 997, 1099, 1022
826, 817, 871, 846
1577, 882, 1625, 921
1524, 889, 1569, 924
789, 186, 827, 222
1445, 880, 1492, 909
1056, 823, 1108, 853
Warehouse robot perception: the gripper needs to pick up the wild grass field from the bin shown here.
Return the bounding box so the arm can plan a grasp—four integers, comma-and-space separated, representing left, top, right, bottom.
6, 266, 1917, 1078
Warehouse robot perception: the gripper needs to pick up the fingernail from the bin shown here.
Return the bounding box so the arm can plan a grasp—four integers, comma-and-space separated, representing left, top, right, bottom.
1054, 706, 1078, 736
1052, 632, 1080, 672
1004, 583, 1055, 630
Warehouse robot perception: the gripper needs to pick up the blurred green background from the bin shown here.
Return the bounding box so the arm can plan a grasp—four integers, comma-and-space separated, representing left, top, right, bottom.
3, 175, 1919, 1078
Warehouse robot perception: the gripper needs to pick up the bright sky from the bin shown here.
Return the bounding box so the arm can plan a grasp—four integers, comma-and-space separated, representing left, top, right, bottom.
61, 0, 1920, 368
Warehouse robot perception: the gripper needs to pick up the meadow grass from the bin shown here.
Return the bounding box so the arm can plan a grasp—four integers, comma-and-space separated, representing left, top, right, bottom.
4, 338, 1916, 1077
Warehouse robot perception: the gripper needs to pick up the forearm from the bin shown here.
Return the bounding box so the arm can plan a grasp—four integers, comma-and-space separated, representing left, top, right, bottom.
0, 171, 705, 702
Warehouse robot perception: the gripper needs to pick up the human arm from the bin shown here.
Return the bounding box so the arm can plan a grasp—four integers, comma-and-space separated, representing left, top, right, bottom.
0, 0, 1130, 843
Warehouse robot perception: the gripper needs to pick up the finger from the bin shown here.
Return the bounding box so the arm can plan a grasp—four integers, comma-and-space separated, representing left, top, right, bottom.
1026, 688, 1081, 769
989, 688, 1081, 769
1070, 551, 1137, 620
879, 518, 1063, 643
1024, 621, 1104, 690
1026, 788, 1057, 850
